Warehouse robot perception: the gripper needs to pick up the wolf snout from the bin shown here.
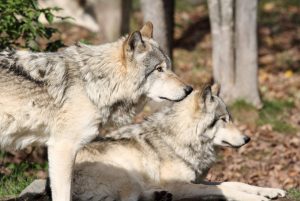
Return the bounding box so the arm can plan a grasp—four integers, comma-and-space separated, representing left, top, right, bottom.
243, 136, 251, 144
184, 86, 193, 96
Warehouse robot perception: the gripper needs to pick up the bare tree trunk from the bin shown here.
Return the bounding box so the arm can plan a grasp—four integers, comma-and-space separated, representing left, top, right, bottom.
208, 0, 235, 100
141, 0, 174, 59
208, 0, 261, 107
235, 0, 261, 107
88, 0, 131, 42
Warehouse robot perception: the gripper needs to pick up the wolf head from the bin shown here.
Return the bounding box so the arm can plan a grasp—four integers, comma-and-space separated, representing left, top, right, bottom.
122, 22, 193, 102
174, 84, 250, 148
76, 22, 192, 109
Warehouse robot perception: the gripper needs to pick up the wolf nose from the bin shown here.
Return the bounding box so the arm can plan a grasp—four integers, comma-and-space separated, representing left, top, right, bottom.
184, 86, 193, 95
243, 136, 251, 144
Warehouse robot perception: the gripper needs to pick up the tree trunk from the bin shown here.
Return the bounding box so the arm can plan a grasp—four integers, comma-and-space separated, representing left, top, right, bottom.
141, 0, 174, 59
208, 0, 261, 107
235, 0, 261, 107
91, 0, 131, 42
208, 0, 235, 100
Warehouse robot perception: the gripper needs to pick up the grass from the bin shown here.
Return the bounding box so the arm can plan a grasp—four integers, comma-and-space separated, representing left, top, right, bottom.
288, 188, 300, 201
79, 39, 92, 45
231, 100, 257, 111
258, 0, 300, 30
230, 99, 296, 134
230, 100, 259, 128
259, 0, 300, 10
258, 100, 296, 134
175, 0, 195, 12
0, 161, 47, 198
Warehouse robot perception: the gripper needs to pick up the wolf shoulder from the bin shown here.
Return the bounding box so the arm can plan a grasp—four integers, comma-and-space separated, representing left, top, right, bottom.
0, 48, 81, 105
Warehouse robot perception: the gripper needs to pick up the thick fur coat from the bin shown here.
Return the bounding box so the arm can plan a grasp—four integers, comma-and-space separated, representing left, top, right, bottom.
0, 22, 192, 201
73, 86, 286, 201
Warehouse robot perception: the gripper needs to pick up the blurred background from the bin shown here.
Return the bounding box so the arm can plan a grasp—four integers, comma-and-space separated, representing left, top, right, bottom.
0, 0, 299, 200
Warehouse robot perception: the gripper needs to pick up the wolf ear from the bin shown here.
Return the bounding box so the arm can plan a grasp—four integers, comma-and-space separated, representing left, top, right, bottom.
201, 85, 212, 103
126, 31, 143, 51
140, 21, 153, 38
211, 83, 220, 96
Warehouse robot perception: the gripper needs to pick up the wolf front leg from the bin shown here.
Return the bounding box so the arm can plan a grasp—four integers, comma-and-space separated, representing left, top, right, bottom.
48, 140, 77, 201
219, 182, 286, 199
165, 182, 271, 201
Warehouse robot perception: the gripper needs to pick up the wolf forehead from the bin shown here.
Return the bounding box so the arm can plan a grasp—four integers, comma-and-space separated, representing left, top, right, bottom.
212, 95, 231, 118
140, 38, 171, 68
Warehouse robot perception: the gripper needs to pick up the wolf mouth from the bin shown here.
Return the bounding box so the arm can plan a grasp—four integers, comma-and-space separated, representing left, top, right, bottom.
221, 140, 244, 148
159, 95, 187, 102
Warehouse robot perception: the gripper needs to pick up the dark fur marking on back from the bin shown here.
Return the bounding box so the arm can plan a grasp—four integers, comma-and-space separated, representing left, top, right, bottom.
38, 69, 46, 78
4, 63, 44, 85
0, 52, 45, 85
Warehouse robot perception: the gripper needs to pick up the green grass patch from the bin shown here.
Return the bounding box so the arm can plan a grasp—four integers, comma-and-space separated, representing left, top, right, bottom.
175, 0, 195, 12
260, 100, 294, 116
288, 188, 300, 201
231, 100, 257, 111
230, 99, 296, 134
0, 162, 47, 198
79, 39, 92, 45
258, 0, 300, 28
230, 100, 259, 128
0, 150, 6, 159
258, 100, 296, 134
259, 0, 300, 10
132, 0, 141, 11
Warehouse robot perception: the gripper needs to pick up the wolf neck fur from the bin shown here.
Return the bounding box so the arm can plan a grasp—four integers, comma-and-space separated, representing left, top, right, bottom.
146, 108, 217, 177
69, 38, 143, 124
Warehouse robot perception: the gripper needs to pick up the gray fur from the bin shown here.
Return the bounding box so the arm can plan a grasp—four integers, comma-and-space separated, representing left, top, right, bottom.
74, 88, 286, 201
0, 22, 191, 201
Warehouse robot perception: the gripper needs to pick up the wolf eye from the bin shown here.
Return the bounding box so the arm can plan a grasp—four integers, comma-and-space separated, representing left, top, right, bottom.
220, 116, 227, 122
156, 66, 163, 72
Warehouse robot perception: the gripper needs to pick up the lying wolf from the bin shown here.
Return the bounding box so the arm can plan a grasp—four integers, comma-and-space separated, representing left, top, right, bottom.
0, 22, 192, 201
72, 85, 286, 201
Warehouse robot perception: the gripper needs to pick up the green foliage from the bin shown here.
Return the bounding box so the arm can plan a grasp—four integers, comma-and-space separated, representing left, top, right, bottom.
0, 0, 64, 51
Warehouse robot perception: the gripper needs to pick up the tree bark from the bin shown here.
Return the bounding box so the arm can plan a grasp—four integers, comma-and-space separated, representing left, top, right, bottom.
141, 0, 174, 59
90, 0, 131, 42
235, 0, 261, 107
208, 0, 235, 100
208, 0, 261, 107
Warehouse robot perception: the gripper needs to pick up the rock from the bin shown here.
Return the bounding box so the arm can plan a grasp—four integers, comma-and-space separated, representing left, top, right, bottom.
19, 179, 47, 197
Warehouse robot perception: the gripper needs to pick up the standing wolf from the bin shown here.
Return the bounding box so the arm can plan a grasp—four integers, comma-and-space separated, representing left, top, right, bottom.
0, 22, 193, 201
73, 85, 286, 201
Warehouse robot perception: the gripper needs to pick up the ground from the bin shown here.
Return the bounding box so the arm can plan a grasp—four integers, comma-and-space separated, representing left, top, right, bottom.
0, 0, 299, 200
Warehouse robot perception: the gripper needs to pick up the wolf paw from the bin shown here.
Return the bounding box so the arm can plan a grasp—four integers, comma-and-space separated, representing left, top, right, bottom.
234, 193, 271, 201
154, 191, 172, 201
257, 188, 286, 199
